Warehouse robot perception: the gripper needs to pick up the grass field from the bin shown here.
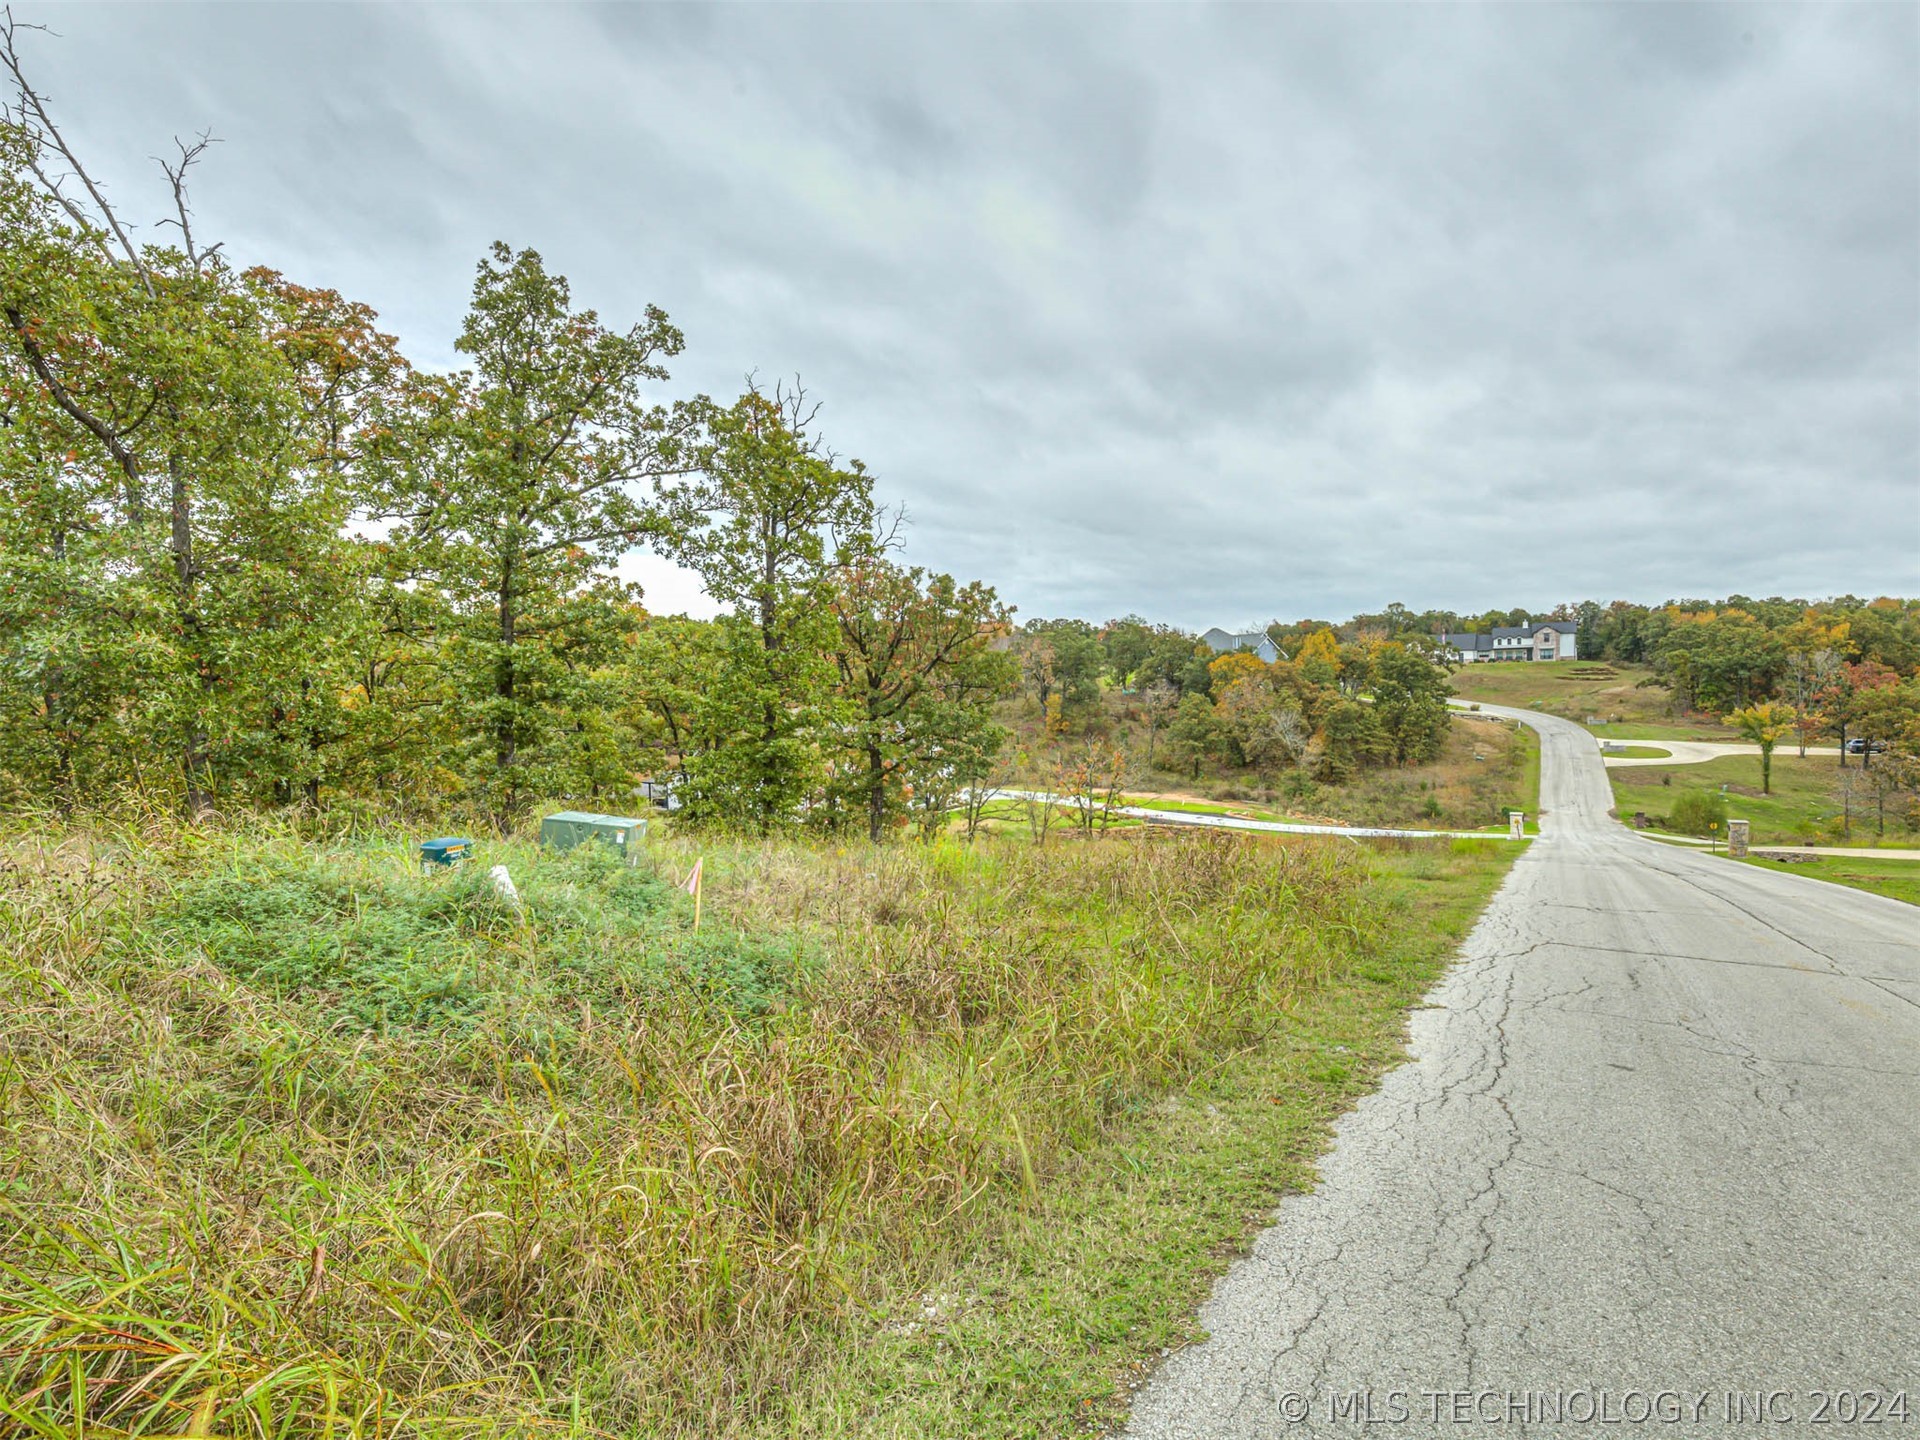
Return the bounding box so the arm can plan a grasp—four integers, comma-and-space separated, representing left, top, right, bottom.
1588, 721, 1739, 741
1609, 754, 1914, 846
1148, 714, 1538, 835
0, 815, 1519, 1439
1329, 715, 1537, 833
776, 834, 1519, 1436
984, 714, 1539, 839
1446, 660, 1735, 739
1600, 745, 1674, 759
1734, 852, 1920, 908
1512, 717, 1542, 824
1119, 794, 1256, 817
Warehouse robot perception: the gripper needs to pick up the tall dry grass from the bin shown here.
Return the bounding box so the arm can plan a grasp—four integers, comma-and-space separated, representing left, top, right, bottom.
0, 815, 1376, 1437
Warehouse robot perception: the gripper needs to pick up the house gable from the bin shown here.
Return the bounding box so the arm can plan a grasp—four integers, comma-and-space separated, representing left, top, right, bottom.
1201, 627, 1281, 664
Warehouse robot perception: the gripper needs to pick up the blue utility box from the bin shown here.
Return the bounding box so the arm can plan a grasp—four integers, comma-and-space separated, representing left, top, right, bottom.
419, 836, 473, 868
539, 811, 646, 862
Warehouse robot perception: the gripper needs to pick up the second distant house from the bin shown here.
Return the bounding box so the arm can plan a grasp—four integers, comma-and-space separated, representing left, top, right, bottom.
1440, 620, 1578, 664
1201, 627, 1284, 664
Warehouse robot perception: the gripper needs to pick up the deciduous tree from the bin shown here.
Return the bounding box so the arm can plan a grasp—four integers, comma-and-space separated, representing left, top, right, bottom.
828, 556, 1014, 842
370, 243, 693, 825
0, 54, 372, 814
1371, 644, 1452, 764
1726, 700, 1795, 795
1139, 679, 1177, 764
656, 382, 872, 832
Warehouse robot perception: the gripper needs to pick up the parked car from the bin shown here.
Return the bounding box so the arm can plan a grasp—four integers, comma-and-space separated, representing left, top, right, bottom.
1844, 738, 1888, 756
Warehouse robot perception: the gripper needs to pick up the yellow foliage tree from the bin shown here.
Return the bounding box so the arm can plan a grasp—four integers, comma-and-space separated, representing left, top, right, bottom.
1727, 700, 1797, 795
1296, 628, 1342, 685
1207, 651, 1268, 692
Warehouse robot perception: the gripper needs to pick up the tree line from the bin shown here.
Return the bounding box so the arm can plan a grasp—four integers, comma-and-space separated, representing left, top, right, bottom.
1011, 594, 1920, 814
1243, 597, 1920, 829
1265, 596, 1920, 773
1006, 616, 1455, 785
0, 42, 1011, 839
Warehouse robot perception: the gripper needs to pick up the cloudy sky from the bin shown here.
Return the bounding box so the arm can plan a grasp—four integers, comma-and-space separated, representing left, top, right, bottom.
26, 2, 1920, 628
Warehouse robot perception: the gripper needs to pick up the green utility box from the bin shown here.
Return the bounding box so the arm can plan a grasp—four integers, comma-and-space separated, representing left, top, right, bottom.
419, 836, 473, 868
539, 811, 646, 862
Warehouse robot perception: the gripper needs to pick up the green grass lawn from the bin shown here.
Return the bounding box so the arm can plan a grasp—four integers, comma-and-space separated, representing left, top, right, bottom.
1447, 662, 1740, 742
1115, 791, 1542, 835
1515, 718, 1542, 818
1588, 721, 1739, 741
1466, 817, 1541, 836
1600, 745, 1674, 759
1609, 753, 1914, 846
1733, 852, 1920, 908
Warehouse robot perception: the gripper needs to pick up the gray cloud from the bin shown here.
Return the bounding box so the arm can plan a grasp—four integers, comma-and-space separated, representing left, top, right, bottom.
24, 0, 1919, 627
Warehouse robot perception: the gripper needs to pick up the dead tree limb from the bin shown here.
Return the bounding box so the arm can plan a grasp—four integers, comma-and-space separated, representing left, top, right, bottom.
0, 6, 152, 290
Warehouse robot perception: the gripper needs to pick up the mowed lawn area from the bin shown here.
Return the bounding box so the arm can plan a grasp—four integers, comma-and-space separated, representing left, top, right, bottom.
1610, 753, 1914, 846
1736, 853, 1920, 908
1586, 720, 1741, 742
1448, 660, 1735, 740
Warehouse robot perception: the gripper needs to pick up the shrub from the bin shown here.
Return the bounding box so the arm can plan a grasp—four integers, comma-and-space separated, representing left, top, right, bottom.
1668, 789, 1730, 836
1280, 769, 1317, 801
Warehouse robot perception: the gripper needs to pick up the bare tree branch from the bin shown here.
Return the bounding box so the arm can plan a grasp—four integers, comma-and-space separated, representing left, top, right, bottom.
18, 147, 111, 254
155, 131, 223, 272
868, 503, 908, 553
751, 372, 831, 459
0, 7, 152, 292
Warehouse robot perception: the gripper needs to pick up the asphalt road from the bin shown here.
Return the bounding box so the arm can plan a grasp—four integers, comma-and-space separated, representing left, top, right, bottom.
1123, 704, 1919, 1439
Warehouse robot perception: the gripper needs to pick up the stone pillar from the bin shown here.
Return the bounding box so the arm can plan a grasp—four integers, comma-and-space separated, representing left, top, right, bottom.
1727, 819, 1750, 858
1509, 811, 1526, 840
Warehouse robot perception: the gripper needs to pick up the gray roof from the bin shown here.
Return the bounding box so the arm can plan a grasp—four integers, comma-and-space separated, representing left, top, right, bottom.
1201, 627, 1268, 653
1490, 621, 1577, 639
1443, 620, 1576, 649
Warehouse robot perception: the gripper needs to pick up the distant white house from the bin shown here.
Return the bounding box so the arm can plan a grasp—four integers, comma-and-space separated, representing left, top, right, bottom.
1201, 627, 1284, 664
1440, 621, 1578, 664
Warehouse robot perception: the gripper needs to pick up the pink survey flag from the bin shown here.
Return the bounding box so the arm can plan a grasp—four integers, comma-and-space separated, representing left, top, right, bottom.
683, 858, 703, 898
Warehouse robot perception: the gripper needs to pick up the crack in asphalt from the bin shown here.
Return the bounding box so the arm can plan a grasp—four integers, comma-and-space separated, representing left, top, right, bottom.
1436, 955, 1522, 1389
1506, 1155, 1682, 1227
1122, 703, 1919, 1440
